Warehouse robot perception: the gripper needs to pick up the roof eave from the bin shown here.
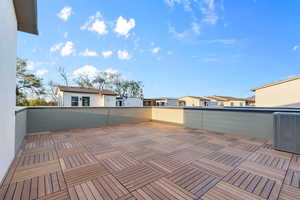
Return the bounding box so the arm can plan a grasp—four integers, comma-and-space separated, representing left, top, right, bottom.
14, 0, 38, 35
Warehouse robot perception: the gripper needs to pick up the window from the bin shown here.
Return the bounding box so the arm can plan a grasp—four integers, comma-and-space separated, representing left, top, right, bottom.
220, 102, 224, 106
230, 102, 234, 107
71, 96, 79, 106
240, 102, 243, 107
82, 96, 90, 106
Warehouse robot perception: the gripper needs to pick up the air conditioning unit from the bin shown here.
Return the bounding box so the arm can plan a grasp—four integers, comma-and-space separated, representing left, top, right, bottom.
273, 112, 300, 154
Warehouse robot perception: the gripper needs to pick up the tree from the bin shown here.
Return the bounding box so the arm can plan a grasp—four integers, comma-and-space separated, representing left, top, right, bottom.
73, 74, 94, 88
16, 58, 45, 105
114, 80, 143, 98
57, 66, 69, 86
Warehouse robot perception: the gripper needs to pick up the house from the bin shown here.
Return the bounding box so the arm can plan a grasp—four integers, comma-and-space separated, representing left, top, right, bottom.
143, 98, 177, 106
206, 96, 248, 107
0, 0, 38, 181
251, 75, 300, 107
116, 97, 143, 107
177, 96, 217, 107
56, 86, 117, 107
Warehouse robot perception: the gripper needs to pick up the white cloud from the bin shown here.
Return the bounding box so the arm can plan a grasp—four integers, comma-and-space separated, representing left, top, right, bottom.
50, 43, 63, 52
117, 50, 131, 60
293, 45, 300, 51
167, 51, 173, 55
102, 51, 113, 58
169, 25, 188, 39
152, 47, 161, 54
80, 12, 108, 35
57, 7, 72, 21
79, 49, 98, 57
114, 16, 136, 37
61, 41, 75, 56
191, 22, 201, 35
35, 69, 48, 77
27, 61, 52, 70
73, 65, 99, 79
164, 0, 182, 7
200, 0, 219, 25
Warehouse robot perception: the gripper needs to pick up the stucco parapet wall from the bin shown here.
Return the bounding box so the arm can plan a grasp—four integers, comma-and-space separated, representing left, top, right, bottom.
152, 106, 300, 113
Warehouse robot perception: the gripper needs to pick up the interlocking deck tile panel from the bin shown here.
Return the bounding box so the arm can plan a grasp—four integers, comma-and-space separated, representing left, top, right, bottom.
85, 142, 113, 154
0, 171, 67, 200
278, 184, 300, 200
68, 174, 129, 200
247, 152, 290, 170
113, 164, 164, 192
238, 161, 287, 182
12, 160, 61, 183
60, 152, 98, 171
99, 154, 140, 173
125, 148, 163, 161
146, 156, 188, 174
284, 170, 300, 188
18, 150, 58, 167
223, 168, 282, 199
132, 178, 197, 200
289, 154, 300, 171
192, 159, 232, 178
23, 135, 54, 150
227, 141, 262, 153
167, 149, 208, 163
166, 165, 220, 198
63, 164, 109, 187
202, 181, 266, 200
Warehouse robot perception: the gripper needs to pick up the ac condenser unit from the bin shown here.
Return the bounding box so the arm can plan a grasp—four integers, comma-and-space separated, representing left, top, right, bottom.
273, 112, 300, 154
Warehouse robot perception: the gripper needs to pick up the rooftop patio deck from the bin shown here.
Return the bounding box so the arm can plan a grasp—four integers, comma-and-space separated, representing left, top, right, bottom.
0, 122, 299, 200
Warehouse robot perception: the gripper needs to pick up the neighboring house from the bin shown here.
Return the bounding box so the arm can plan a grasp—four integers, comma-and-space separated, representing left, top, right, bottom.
177, 96, 217, 107
116, 97, 143, 107
143, 98, 177, 106
251, 75, 300, 107
56, 86, 117, 107
0, 0, 38, 181
206, 96, 248, 107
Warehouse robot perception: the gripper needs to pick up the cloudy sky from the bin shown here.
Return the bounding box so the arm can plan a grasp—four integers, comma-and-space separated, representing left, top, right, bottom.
18, 0, 300, 98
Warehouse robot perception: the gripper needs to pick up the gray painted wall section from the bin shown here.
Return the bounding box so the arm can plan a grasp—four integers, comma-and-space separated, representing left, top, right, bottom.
26, 107, 152, 133
152, 108, 274, 139
15, 109, 27, 153
184, 110, 273, 139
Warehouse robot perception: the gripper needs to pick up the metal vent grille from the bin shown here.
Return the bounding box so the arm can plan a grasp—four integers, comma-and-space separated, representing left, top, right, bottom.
273, 112, 300, 154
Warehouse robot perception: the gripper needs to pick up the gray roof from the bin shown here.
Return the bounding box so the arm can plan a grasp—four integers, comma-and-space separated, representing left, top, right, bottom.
57, 86, 117, 96
14, 0, 38, 34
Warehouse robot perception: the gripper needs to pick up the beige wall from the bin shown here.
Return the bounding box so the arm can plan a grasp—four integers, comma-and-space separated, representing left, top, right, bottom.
0, 0, 17, 182
254, 78, 300, 107
152, 108, 184, 124
178, 97, 201, 106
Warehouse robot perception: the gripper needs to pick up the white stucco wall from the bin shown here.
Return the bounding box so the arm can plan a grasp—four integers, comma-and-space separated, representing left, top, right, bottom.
61, 92, 101, 107
103, 95, 116, 107
0, 0, 17, 182
118, 97, 143, 107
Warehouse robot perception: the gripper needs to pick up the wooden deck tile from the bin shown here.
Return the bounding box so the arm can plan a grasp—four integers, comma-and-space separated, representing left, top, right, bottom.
0, 122, 297, 200
113, 164, 164, 192
132, 178, 196, 200
63, 164, 108, 187
146, 156, 187, 173
68, 174, 129, 200
166, 165, 220, 198
223, 168, 282, 199
278, 184, 300, 200
100, 154, 140, 173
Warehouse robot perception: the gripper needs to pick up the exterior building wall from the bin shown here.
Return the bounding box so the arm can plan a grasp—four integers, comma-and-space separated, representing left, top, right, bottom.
224, 101, 246, 107
254, 79, 300, 107
117, 97, 143, 107
61, 92, 100, 107
103, 95, 116, 107
178, 97, 201, 107
0, 0, 17, 182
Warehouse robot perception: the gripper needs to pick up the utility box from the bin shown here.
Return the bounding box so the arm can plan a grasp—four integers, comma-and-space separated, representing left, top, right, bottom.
273, 112, 300, 154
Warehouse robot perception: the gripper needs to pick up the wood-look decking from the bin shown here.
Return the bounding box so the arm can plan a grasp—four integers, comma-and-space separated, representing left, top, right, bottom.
0, 122, 299, 200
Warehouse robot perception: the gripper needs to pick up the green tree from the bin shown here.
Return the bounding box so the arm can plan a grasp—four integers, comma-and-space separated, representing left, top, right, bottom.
114, 80, 143, 98
16, 58, 45, 105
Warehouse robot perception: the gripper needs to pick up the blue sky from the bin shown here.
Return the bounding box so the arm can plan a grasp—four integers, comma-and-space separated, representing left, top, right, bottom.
17, 0, 300, 98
